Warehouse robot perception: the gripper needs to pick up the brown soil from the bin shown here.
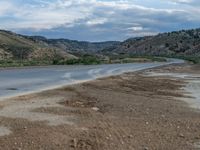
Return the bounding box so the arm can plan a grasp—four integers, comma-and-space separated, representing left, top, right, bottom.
0, 64, 200, 150
148, 63, 200, 74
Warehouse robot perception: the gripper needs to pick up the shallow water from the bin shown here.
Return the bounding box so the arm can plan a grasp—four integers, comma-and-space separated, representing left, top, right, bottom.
0, 59, 181, 100
183, 80, 200, 109
146, 71, 200, 109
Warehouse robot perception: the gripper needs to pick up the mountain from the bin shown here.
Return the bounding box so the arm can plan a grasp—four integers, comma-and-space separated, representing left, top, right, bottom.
0, 28, 200, 65
0, 30, 76, 61
101, 28, 200, 57
0, 30, 119, 62
28, 36, 119, 53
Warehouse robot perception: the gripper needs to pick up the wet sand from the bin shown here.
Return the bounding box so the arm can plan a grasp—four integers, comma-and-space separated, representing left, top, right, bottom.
0, 63, 199, 150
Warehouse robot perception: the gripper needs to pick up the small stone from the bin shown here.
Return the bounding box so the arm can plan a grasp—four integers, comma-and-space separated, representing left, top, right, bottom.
179, 133, 184, 138
144, 147, 149, 150
71, 138, 77, 148
92, 107, 99, 111
128, 135, 133, 138
161, 114, 165, 118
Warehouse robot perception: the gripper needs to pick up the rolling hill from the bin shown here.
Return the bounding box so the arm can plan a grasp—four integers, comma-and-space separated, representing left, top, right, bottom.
101, 28, 200, 57
0, 28, 200, 66
0, 30, 119, 63
0, 30, 76, 62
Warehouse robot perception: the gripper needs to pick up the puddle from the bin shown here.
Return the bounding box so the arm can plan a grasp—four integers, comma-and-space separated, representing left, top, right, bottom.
146, 72, 200, 109
183, 80, 200, 109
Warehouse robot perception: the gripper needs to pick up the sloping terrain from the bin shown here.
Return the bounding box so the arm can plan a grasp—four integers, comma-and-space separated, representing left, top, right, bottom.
0, 30, 119, 62
0, 28, 200, 65
101, 28, 200, 57
29, 37, 120, 54
0, 30, 74, 61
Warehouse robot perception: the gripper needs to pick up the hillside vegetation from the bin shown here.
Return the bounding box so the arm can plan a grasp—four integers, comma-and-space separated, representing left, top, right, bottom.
101, 28, 200, 63
0, 30, 75, 61
0, 30, 119, 66
0, 28, 199, 66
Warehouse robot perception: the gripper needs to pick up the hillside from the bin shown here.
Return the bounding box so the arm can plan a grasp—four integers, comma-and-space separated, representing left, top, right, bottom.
0, 28, 200, 66
101, 28, 200, 58
28, 36, 120, 54
0, 30, 119, 64
0, 30, 76, 62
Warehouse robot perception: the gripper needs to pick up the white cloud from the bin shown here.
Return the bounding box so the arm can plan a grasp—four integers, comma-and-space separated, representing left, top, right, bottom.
0, 1, 15, 15
169, 0, 193, 3
0, 0, 188, 30
0, 0, 93, 29
127, 26, 144, 31
86, 18, 108, 26
0, 0, 199, 41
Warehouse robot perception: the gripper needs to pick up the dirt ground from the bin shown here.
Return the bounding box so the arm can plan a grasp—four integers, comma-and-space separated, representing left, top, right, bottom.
0, 63, 200, 150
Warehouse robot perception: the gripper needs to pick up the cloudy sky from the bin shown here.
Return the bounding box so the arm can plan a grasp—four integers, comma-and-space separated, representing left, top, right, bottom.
0, 0, 199, 41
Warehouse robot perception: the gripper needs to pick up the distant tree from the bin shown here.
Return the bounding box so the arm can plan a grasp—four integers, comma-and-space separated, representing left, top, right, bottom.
165, 43, 169, 47
194, 35, 199, 39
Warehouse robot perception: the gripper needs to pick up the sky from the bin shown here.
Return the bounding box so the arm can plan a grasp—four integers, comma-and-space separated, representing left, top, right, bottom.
0, 0, 199, 41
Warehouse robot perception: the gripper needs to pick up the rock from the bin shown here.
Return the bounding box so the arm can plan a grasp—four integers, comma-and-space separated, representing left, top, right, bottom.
128, 135, 133, 138
144, 147, 149, 150
161, 114, 165, 118
179, 133, 184, 138
71, 138, 77, 148
92, 107, 100, 111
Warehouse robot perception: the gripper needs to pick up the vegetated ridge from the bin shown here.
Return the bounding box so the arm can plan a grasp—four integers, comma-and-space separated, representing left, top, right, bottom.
0, 28, 200, 66
101, 28, 200, 63
0, 30, 119, 66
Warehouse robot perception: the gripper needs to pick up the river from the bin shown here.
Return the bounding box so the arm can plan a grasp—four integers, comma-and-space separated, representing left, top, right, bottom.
0, 59, 183, 99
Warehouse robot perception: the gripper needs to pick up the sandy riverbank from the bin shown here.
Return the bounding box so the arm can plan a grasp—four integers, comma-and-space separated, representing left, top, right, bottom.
0, 63, 199, 150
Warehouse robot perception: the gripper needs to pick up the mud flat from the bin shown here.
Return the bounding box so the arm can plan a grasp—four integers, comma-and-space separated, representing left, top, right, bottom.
0, 63, 200, 149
